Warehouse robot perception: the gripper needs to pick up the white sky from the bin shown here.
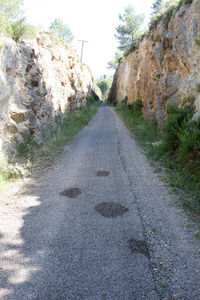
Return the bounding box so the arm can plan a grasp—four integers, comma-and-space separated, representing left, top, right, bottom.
23, 0, 154, 79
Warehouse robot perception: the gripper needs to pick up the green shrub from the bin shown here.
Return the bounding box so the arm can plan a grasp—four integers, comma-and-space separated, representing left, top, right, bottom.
115, 94, 200, 211
127, 98, 143, 114
183, 0, 193, 4
0, 150, 26, 193
162, 97, 195, 152
0, 15, 12, 35
16, 103, 99, 163
121, 96, 128, 106
150, 34, 160, 42
149, 0, 194, 32
86, 94, 95, 104
195, 39, 200, 46
17, 135, 38, 158
163, 6, 176, 29
178, 119, 200, 164
11, 19, 37, 42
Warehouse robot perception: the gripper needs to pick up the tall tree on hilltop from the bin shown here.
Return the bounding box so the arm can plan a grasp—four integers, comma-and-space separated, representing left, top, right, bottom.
49, 18, 74, 43
115, 5, 145, 54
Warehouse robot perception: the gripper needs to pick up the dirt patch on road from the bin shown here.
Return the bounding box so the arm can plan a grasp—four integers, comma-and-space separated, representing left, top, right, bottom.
95, 202, 129, 218
60, 188, 81, 198
128, 238, 149, 257
97, 171, 110, 177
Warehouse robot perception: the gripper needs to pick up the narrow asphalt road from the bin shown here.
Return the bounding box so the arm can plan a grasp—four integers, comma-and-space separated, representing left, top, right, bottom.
0, 105, 200, 300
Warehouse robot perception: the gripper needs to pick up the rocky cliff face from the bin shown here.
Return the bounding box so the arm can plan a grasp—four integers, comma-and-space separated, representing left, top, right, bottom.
0, 32, 99, 155
109, 0, 200, 125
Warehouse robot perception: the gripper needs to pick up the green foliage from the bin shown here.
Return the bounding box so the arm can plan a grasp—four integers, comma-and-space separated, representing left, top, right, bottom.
163, 5, 176, 29
150, 34, 160, 42
150, 0, 193, 30
17, 135, 38, 158
178, 119, 200, 163
0, 42, 5, 52
107, 50, 123, 70
127, 98, 143, 114
115, 100, 159, 149
0, 150, 25, 193
1, 103, 99, 193
115, 4, 145, 54
16, 103, 99, 164
195, 39, 200, 46
151, 0, 166, 16
0, 0, 23, 22
36, 103, 99, 160
114, 95, 200, 212
49, 18, 74, 44
0, 14, 12, 35
96, 77, 113, 100
162, 97, 195, 152
86, 94, 95, 104
11, 17, 36, 42
0, 0, 37, 41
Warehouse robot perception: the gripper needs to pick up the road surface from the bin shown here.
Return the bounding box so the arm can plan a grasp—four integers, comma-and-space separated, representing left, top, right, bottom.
0, 105, 200, 299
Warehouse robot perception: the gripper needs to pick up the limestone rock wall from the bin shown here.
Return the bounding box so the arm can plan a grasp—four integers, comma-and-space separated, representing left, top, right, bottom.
109, 0, 200, 125
0, 32, 99, 155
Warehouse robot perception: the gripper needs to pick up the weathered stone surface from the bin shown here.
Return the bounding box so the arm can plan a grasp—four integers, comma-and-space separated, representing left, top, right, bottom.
0, 32, 100, 155
109, 0, 200, 125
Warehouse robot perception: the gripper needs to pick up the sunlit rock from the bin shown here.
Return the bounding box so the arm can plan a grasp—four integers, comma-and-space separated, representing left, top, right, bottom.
0, 32, 100, 155
109, 0, 200, 126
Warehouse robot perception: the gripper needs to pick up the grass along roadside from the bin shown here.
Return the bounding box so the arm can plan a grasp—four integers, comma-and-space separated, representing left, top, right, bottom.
113, 98, 200, 215
0, 102, 99, 194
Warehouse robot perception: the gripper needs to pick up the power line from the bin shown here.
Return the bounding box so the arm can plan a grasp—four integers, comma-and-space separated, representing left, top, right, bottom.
78, 40, 88, 62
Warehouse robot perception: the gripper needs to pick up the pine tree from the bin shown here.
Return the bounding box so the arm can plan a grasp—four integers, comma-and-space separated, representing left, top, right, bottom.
115, 5, 144, 54
49, 18, 74, 43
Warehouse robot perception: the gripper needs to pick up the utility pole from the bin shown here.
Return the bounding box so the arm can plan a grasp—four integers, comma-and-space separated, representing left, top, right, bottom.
78, 40, 88, 62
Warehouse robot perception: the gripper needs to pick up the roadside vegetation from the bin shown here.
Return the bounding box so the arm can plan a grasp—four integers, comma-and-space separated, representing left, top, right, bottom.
112, 97, 200, 214
96, 76, 113, 100
0, 100, 99, 193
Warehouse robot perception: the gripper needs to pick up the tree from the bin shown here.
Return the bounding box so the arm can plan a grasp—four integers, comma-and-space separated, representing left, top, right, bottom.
11, 17, 36, 42
0, 0, 36, 42
151, 0, 179, 16
49, 18, 74, 43
107, 50, 123, 70
115, 5, 145, 54
151, 0, 165, 16
0, 0, 23, 22
96, 77, 113, 100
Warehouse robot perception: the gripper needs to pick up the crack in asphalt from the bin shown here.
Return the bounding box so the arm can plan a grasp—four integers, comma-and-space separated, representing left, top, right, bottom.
112, 109, 164, 299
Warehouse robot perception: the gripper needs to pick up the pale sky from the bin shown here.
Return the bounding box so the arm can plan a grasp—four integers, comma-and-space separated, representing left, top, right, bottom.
23, 0, 154, 79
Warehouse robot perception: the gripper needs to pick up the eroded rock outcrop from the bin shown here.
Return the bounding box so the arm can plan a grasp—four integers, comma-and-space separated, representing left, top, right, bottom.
0, 32, 100, 155
109, 0, 200, 125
